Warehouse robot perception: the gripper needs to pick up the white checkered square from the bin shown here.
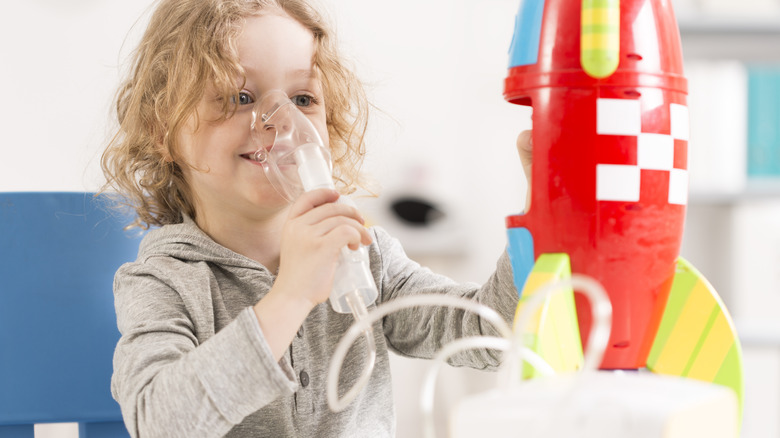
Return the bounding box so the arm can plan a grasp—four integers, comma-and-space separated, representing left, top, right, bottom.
670, 104, 689, 141
597, 164, 641, 202
597, 98, 642, 136
638, 133, 675, 170
668, 169, 689, 205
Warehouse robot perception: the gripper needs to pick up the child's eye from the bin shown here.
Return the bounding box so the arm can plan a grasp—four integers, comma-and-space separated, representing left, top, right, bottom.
291, 94, 318, 108
232, 92, 255, 106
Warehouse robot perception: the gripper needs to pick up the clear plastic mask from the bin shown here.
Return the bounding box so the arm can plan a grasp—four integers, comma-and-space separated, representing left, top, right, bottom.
250, 90, 333, 201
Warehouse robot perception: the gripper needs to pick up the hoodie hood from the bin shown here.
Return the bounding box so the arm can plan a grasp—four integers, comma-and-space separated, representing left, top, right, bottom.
137, 215, 267, 272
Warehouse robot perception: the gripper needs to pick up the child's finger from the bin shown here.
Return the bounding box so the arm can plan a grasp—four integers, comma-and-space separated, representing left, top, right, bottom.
288, 188, 340, 219
516, 130, 533, 163
517, 130, 533, 211
298, 201, 365, 228
315, 217, 373, 250
316, 215, 372, 244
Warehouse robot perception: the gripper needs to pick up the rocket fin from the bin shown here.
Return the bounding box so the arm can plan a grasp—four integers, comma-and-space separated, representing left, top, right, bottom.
513, 253, 584, 379
646, 257, 745, 422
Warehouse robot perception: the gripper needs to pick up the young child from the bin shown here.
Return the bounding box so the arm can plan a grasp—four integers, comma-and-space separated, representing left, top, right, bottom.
102, 0, 529, 436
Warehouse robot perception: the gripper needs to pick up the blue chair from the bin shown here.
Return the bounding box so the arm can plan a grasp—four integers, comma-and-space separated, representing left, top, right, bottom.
0, 192, 143, 437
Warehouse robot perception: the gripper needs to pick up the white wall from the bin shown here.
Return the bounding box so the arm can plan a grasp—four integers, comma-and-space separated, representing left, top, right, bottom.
0, 0, 155, 193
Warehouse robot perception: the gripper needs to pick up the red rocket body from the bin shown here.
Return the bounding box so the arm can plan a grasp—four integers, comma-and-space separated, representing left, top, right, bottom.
504, 0, 689, 369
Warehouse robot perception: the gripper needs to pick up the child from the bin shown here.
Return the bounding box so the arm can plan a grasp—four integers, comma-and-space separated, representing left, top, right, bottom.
101, 0, 528, 436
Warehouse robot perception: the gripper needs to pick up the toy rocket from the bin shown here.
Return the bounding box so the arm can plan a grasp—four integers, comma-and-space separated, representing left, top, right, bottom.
503, 0, 744, 412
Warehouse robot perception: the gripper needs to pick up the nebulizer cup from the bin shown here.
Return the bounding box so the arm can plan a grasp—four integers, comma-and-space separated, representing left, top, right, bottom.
250, 90, 377, 406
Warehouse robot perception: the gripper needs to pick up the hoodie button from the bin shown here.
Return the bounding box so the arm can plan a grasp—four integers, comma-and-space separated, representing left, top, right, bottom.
300, 371, 310, 388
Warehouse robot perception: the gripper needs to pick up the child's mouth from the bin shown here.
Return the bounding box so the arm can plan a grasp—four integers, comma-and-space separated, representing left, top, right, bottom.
241, 150, 267, 163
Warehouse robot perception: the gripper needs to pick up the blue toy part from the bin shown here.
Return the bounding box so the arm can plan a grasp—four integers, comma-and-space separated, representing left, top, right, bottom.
0, 192, 142, 437
508, 0, 546, 68
506, 226, 535, 297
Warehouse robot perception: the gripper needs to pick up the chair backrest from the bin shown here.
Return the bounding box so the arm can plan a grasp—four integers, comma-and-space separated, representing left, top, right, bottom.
0, 192, 143, 433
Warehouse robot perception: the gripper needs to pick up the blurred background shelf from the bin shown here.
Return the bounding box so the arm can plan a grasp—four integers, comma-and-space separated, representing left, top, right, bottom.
676, 2, 780, 60
690, 179, 780, 204
737, 319, 780, 347
680, 31, 780, 61
676, 2, 780, 436
680, 20, 780, 35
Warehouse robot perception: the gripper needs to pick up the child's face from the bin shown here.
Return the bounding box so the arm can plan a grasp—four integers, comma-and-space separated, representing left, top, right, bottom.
177, 10, 328, 224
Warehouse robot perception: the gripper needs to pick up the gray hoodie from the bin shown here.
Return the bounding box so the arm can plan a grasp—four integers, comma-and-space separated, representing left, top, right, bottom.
111, 216, 519, 437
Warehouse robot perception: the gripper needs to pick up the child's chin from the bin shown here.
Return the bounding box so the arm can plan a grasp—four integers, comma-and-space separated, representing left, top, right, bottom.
257, 190, 292, 208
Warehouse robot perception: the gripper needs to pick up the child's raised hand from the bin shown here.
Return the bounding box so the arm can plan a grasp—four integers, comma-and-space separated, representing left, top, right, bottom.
275, 188, 373, 308
516, 130, 532, 181
517, 130, 533, 211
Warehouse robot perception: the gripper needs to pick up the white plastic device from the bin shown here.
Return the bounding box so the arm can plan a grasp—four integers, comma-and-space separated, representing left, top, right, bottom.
293, 143, 378, 314
250, 92, 378, 411
292, 144, 379, 411
441, 276, 739, 438
449, 370, 739, 438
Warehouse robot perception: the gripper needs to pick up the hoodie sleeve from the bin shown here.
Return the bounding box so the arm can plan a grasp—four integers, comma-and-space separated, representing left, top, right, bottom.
371, 227, 520, 369
111, 261, 297, 438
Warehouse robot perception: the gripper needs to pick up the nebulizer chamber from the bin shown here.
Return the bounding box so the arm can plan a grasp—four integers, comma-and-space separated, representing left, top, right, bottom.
250, 90, 377, 407
294, 142, 378, 315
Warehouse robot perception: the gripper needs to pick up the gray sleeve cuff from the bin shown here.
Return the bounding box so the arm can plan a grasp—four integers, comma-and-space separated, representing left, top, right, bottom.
194, 307, 297, 424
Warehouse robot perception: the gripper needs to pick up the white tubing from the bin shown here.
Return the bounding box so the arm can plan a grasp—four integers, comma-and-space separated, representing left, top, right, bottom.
330, 290, 377, 412
327, 272, 612, 434
327, 294, 514, 412
504, 274, 612, 387
419, 274, 611, 438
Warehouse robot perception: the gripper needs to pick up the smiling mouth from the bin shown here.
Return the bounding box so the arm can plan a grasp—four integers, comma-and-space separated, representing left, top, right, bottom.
241, 149, 268, 163
240, 153, 258, 161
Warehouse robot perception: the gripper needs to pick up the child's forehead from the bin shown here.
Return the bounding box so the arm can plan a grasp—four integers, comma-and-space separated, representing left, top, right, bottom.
236, 12, 317, 78
240, 7, 312, 41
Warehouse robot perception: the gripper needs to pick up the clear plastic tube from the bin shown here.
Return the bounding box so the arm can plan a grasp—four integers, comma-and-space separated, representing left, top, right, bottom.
504, 274, 612, 388
417, 273, 611, 438
334, 289, 377, 408
327, 294, 513, 412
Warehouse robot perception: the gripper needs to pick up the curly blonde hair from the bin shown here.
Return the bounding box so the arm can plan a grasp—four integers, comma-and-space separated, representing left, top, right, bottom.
101, 0, 369, 229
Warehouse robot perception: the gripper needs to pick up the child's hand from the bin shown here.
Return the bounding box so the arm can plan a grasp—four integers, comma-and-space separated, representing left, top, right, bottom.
276, 188, 373, 308
517, 130, 533, 211
253, 189, 372, 360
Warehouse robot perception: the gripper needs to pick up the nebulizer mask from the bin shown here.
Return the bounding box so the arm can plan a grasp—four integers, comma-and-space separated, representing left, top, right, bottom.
250, 90, 334, 200
249, 90, 378, 409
